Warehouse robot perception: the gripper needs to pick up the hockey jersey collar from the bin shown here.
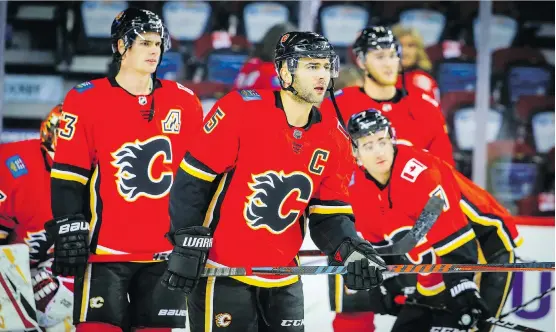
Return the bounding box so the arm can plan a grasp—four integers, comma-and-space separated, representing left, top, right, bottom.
107, 76, 162, 97
273, 91, 322, 130
359, 87, 404, 104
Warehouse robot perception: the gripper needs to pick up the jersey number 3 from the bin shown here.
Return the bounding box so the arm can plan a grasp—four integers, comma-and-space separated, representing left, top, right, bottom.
58, 113, 78, 141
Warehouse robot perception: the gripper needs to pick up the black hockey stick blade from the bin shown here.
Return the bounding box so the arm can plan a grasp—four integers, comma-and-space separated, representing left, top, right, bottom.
484, 317, 545, 332
374, 195, 444, 255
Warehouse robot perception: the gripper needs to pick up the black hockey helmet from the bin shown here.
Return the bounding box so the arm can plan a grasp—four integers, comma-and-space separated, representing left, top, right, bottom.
347, 109, 394, 143
274, 31, 340, 82
353, 26, 401, 59
110, 7, 171, 61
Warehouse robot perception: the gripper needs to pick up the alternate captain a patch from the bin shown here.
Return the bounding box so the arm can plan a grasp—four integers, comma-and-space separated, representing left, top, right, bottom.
238, 90, 261, 101
5, 155, 28, 178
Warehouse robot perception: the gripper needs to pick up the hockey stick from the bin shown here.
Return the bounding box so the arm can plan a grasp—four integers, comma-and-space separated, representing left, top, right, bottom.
89, 196, 444, 264
88, 253, 555, 275
396, 296, 545, 332
193, 262, 556, 277
298, 195, 444, 257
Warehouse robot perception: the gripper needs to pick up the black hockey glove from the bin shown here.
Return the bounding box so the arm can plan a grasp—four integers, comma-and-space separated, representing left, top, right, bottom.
330, 237, 386, 290
367, 275, 406, 316
44, 215, 89, 277
446, 279, 491, 329
161, 226, 212, 294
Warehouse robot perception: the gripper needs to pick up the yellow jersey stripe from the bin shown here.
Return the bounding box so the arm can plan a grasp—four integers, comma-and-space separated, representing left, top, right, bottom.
460, 200, 515, 252
309, 205, 353, 215
51, 169, 88, 185
417, 281, 446, 296
180, 160, 216, 182
435, 228, 476, 257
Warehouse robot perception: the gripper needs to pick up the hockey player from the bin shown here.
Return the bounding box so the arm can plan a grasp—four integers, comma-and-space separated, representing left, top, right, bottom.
46, 8, 203, 332
344, 109, 496, 331
320, 26, 454, 165
163, 31, 386, 332
0, 104, 75, 331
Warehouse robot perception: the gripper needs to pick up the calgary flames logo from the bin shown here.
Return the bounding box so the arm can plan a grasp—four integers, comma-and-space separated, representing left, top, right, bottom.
244, 170, 313, 234
110, 136, 173, 202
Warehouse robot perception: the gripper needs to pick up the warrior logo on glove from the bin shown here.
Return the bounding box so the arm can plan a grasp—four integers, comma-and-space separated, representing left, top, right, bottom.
244, 170, 313, 234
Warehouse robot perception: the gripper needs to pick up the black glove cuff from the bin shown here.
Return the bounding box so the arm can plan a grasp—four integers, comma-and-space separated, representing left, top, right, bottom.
44, 214, 88, 238
167, 248, 205, 278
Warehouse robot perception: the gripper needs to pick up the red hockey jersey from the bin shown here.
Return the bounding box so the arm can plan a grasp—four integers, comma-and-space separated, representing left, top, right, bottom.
233, 58, 280, 90
321, 87, 454, 165
0, 139, 53, 266
396, 69, 440, 103
181, 89, 354, 287
51, 78, 203, 255
453, 169, 523, 258
350, 145, 477, 297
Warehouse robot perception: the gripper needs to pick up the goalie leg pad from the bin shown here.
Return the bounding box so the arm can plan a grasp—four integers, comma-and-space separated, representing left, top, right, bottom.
38, 281, 73, 327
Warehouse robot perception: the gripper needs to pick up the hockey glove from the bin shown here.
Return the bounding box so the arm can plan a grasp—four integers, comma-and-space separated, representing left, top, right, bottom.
446, 279, 491, 329
330, 237, 386, 290
367, 275, 406, 316
161, 226, 212, 294
44, 215, 89, 277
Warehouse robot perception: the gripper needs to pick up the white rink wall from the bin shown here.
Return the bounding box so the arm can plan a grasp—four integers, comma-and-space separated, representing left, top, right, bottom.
177, 224, 554, 332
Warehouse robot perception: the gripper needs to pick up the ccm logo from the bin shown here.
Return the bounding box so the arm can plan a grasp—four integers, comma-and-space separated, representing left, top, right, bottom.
182, 237, 212, 248
59, 222, 88, 234
281, 319, 304, 327
158, 309, 186, 316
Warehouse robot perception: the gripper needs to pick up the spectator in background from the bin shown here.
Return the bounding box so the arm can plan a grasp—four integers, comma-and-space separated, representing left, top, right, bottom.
335, 64, 364, 90
233, 22, 296, 90
392, 24, 440, 102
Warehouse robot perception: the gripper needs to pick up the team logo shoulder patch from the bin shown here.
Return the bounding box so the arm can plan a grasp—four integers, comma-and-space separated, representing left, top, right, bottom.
5, 155, 28, 178
176, 82, 194, 95
400, 158, 427, 183
162, 109, 181, 134
333, 89, 344, 97
74, 81, 94, 93
238, 89, 262, 101
244, 170, 314, 234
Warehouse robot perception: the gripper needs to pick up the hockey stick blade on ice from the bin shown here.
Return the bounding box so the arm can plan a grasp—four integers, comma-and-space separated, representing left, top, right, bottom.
298, 195, 444, 257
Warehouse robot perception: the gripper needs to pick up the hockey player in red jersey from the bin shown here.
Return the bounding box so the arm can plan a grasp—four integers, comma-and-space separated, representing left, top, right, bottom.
233, 23, 295, 90
0, 104, 75, 331
320, 26, 453, 165
163, 31, 386, 332
46, 8, 203, 332
343, 110, 495, 331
